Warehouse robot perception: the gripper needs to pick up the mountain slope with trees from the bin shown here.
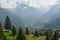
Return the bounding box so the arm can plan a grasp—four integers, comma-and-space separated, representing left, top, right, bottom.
0, 7, 22, 26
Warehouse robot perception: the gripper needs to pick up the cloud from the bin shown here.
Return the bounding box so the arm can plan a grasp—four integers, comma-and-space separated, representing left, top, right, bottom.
0, 0, 57, 9
0, 0, 17, 9
56, 0, 60, 5
27, 0, 57, 9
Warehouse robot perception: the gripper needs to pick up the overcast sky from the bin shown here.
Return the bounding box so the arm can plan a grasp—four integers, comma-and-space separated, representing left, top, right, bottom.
0, 0, 57, 10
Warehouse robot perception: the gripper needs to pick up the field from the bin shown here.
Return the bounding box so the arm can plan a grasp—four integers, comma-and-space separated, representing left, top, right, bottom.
4, 31, 16, 40
4, 31, 46, 40
26, 34, 46, 40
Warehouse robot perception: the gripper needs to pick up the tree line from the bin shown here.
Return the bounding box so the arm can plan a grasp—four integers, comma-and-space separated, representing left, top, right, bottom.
0, 16, 60, 40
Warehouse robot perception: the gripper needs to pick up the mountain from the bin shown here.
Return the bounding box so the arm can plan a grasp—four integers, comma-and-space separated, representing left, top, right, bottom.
0, 7, 22, 26
14, 3, 42, 25
0, 7, 41, 31
45, 18, 60, 29
39, 4, 60, 28
39, 4, 60, 23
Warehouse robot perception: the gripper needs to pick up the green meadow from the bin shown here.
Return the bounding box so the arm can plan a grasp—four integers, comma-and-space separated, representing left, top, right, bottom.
4, 31, 46, 40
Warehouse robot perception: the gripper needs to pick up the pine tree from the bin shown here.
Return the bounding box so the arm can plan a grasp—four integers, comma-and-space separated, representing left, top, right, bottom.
46, 30, 53, 40
0, 23, 6, 40
34, 30, 39, 37
26, 27, 29, 35
4, 16, 12, 31
16, 26, 26, 40
11, 26, 16, 36
46, 31, 49, 40
52, 32, 59, 40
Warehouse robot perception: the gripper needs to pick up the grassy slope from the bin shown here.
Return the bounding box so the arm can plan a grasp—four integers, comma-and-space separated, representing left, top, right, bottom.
4, 32, 46, 40
26, 34, 46, 40
4, 32, 16, 40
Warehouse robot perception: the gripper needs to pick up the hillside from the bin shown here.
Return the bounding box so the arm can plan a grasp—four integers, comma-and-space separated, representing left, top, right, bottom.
0, 8, 22, 26
45, 18, 60, 29
41, 4, 60, 28
40, 4, 60, 23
